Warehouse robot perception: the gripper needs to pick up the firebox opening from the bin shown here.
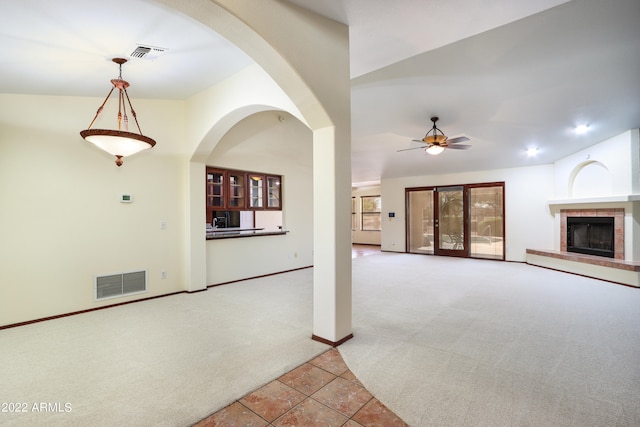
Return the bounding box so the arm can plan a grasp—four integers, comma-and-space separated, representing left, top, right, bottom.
566, 216, 615, 258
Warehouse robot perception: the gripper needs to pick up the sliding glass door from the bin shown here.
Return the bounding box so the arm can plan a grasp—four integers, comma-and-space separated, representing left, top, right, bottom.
406, 182, 504, 260
407, 189, 435, 254
435, 186, 468, 257
469, 184, 504, 259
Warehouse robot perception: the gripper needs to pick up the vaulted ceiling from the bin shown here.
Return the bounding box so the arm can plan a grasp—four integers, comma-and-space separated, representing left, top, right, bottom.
1, 0, 638, 186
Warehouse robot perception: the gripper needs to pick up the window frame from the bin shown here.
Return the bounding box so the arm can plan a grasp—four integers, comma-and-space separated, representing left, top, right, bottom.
361, 195, 382, 231
352, 197, 357, 231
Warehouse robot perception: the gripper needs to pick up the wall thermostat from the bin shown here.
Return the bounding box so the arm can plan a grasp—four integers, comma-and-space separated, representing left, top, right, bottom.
120, 194, 132, 203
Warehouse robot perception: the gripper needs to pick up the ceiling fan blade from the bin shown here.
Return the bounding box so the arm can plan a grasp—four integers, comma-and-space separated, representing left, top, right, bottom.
411, 139, 426, 143
444, 144, 471, 150
446, 136, 470, 144
397, 146, 427, 152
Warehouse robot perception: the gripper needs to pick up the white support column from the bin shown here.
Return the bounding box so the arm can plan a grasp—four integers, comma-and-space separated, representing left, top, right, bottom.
312, 126, 353, 345
187, 161, 208, 292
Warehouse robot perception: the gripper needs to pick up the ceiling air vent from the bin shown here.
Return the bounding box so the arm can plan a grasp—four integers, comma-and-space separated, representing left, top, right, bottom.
129, 45, 167, 61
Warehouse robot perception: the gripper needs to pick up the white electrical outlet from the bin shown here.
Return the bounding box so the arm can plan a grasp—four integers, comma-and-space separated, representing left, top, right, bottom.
161, 271, 166, 279
160, 220, 166, 230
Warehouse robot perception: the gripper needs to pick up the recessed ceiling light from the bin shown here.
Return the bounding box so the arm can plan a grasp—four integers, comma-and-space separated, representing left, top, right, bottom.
575, 124, 590, 134
526, 147, 539, 157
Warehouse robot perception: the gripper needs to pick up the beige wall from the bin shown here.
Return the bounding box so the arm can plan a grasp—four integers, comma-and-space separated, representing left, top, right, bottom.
553, 129, 640, 199
205, 111, 313, 284
0, 94, 188, 326
1, 1, 353, 344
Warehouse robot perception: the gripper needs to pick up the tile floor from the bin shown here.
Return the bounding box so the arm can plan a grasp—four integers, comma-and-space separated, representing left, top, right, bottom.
193, 348, 407, 426
193, 246, 397, 427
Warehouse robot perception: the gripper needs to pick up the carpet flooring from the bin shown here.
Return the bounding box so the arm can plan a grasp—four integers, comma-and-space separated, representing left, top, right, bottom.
1, 250, 639, 426
341, 252, 640, 426
0, 269, 329, 426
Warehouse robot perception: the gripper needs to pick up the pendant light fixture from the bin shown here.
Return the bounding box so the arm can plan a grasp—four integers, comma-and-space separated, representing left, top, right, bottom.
80, 58, 156, 166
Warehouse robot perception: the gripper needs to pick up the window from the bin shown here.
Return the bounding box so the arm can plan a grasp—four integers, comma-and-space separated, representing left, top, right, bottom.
361, 195, 381, 231
352, 197, 357, 230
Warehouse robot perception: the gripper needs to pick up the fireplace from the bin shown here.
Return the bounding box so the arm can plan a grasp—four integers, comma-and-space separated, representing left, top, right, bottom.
566, 217, 614, 258
560, 208, 624, 260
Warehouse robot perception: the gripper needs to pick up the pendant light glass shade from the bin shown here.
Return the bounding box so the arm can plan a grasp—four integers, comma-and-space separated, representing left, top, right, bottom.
80, 58, 156, 166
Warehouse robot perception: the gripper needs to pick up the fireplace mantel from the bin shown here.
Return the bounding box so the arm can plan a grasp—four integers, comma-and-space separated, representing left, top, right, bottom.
548, 194, 640, 206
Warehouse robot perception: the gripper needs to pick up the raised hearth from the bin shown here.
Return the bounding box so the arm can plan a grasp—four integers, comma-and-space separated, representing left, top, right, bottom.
526, 249, 640, 287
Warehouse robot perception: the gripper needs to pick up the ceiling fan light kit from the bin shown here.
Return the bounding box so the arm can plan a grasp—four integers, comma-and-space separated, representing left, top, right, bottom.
575, 124, 590, 134
399, 116, 471, 156
426, 145, 445, 155
80, 58, 156, 166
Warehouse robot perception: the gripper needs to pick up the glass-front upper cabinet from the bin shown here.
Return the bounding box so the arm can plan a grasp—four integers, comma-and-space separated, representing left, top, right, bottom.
228, 171, 245, 208
206, 170, 224, 208
249, 175, 264, 208
267, 176, 281, 209
206, 166, 282, 213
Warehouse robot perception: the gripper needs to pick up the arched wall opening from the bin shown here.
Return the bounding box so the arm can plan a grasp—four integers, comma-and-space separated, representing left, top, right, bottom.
205, 110, 314, 285
160, 0, 353, 344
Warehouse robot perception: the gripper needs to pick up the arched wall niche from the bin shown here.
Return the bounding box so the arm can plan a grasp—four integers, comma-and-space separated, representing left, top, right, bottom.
568, 160, 613, 198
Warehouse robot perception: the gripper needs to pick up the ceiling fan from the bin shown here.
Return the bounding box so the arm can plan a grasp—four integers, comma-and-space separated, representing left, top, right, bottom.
398, 116, 471, 155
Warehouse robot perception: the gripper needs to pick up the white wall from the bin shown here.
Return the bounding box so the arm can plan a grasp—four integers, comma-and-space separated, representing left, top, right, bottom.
553, 130, 639, 198
351, 186, 382, 245
0, 94, 188, 326
380, 165, 555, 261
205, 111, 313, 284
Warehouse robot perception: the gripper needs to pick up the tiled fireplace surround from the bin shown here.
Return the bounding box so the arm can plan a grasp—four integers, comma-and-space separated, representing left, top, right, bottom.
560, 208, 624, 259
526, 204, 640, 287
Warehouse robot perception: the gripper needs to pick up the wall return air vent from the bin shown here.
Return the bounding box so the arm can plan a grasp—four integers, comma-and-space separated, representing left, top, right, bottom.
95, 270, 147, 301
